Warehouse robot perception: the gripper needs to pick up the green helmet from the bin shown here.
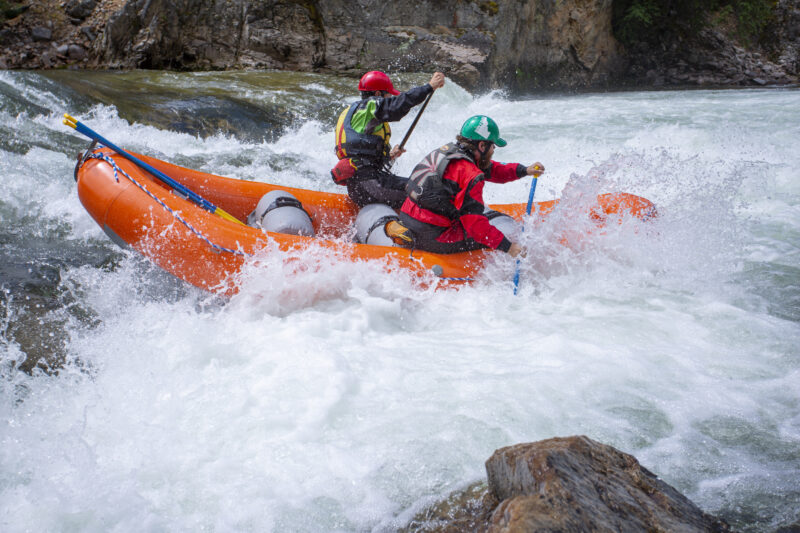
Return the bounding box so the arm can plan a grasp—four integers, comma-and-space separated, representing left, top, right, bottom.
460, 115, 507, 147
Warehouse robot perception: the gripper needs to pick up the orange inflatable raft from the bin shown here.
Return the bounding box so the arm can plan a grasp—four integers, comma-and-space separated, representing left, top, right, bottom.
74, 145, 657, 294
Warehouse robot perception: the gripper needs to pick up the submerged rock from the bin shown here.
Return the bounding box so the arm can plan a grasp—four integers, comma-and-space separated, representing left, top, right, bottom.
399, 481, 499, 533
139, 95, 293, 142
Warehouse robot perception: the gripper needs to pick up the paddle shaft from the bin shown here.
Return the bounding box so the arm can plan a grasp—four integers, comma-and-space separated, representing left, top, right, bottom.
513, 175, 538, 294
65, 115, 242, 225
524, 176, 539, 216
397, 91, 433, 152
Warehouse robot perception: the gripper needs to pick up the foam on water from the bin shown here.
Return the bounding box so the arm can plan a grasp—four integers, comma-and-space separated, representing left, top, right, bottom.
1, 72, 799, 532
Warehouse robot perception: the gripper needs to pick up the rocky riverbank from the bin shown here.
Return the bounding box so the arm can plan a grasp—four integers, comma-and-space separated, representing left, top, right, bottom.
1, 0, 798, 92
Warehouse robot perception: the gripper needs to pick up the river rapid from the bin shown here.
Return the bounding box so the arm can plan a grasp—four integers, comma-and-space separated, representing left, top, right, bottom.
1, 70, 799, 532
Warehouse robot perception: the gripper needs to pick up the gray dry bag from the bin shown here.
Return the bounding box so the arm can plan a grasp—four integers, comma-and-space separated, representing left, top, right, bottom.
354, 203, 400, 246
247, 190, 315, 237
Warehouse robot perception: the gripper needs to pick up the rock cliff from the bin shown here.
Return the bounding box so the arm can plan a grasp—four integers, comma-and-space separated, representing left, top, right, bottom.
87, 0, 626, 91
3, 0, 797, 91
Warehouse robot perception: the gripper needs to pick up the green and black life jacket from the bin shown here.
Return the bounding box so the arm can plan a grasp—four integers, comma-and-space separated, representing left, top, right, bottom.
334, 99, 391, 163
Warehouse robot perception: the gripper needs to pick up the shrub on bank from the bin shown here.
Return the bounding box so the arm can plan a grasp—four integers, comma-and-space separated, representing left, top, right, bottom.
613, 0, 776, 46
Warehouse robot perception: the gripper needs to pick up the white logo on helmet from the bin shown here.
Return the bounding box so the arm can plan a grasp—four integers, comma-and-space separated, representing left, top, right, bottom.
475, 116, 491, 140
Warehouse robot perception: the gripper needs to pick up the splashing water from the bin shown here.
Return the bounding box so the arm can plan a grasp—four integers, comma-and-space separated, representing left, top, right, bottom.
1, 71, 799, 532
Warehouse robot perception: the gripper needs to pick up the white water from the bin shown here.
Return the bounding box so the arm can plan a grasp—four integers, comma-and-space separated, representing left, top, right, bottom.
1, 72, 799, 532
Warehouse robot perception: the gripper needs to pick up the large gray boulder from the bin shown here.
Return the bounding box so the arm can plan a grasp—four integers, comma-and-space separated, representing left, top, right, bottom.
403, 436, 733, 532
485, 436, 732, 533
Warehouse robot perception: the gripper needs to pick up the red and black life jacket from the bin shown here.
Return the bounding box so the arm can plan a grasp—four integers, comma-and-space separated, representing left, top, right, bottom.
405, 143, 473, 210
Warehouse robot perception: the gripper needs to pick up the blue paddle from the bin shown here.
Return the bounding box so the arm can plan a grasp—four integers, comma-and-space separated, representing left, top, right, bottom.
63, 114, 243, 225
512, 173, 539, 295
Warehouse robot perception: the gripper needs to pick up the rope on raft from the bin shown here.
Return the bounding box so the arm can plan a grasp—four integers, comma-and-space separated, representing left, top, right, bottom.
87, 150, 250, 257
86, 149, 475, 282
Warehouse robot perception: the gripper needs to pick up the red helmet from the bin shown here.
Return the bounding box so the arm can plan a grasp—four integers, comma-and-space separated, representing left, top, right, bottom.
358, 71, 400, 95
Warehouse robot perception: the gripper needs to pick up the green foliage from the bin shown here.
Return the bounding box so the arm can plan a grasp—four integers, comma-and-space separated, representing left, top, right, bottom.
731, 0, 775, 44
624, 0, 660, 26
612, 0, 776, 47
615, 0, 661, 44
1, 1, 29, 24
1, 0, 10, 23
713, 3, 735, 25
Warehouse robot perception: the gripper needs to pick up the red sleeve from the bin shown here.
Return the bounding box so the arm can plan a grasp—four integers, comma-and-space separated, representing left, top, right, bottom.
486, 161, 525, 184
460, 213, 510, 250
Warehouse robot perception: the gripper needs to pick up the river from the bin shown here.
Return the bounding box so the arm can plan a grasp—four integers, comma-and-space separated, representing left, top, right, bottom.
1, 70, 798, 532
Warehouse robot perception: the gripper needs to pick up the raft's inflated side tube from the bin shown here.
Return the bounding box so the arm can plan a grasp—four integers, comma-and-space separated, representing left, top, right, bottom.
354, 203, 400, 246
485, 209, 519, 240
247, 190, 315, 237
